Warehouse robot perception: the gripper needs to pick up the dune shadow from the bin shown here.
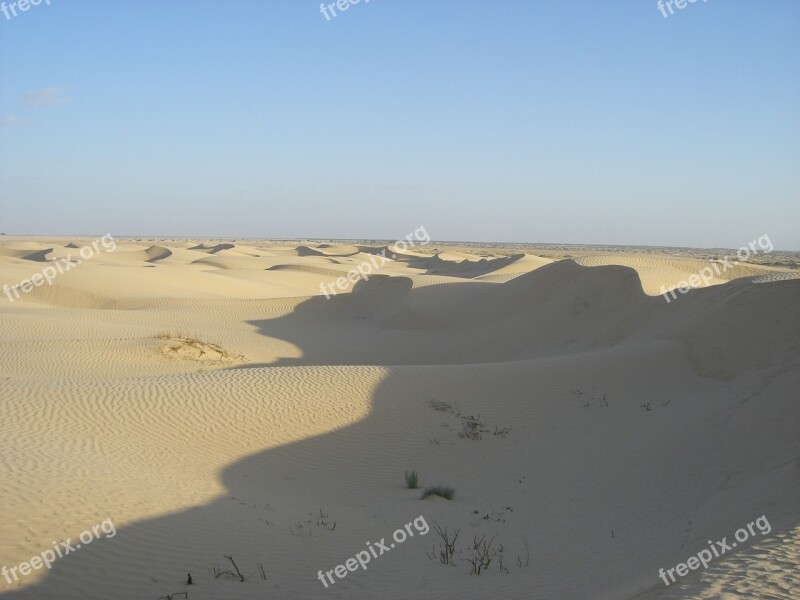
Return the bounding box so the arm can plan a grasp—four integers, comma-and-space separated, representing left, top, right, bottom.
2, 266, 799, 600
236, 260, 661, 368
19, 249, 54, 263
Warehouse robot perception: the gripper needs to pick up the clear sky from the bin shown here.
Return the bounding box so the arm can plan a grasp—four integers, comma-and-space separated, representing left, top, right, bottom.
1, 0, 798, 248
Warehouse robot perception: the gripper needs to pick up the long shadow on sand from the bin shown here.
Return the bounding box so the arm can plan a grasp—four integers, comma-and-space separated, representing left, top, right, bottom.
2, 265, 799, 600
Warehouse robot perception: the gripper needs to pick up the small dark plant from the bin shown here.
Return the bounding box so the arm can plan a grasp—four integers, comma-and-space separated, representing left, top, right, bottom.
214, 555, 245, 582
464, 533, 497, 575
459, 414, 487, 440
426, 522, 460, 565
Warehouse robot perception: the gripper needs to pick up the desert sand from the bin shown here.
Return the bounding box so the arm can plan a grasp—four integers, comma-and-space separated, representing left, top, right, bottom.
0, 237, 798, 600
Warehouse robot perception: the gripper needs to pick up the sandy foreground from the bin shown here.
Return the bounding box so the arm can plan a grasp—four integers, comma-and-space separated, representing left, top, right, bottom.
0, 237, 798, 600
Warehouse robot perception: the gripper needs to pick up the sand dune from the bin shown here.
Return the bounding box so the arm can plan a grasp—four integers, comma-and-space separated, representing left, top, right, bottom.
0, 238, 797, 600
189, 242, 236, 254
572, 253, 800, 295
297, 244, 359, 258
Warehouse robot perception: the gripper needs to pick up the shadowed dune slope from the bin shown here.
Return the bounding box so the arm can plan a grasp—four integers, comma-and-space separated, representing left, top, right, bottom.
0, 242, 797, 600
247, 260, 800, 373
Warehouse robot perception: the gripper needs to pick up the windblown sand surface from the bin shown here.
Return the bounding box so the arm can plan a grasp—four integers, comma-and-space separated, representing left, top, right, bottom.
0, 238, 798, 600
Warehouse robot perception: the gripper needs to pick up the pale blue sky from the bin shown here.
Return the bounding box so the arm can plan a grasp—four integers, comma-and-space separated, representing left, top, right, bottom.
1, 0, 798, 248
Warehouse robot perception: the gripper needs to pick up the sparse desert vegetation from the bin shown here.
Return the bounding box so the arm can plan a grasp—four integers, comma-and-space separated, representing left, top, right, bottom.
156, 332, 245, 365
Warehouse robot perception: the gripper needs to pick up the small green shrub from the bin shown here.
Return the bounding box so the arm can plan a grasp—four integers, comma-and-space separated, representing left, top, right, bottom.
404, 470, 419, 489
421, 485, 454, 500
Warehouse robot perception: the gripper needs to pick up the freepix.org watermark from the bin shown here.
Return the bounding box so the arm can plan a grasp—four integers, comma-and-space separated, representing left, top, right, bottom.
2, 519, 116, 585
1, 0, 51, 22
657, 0, 709, 19
320, 0, 370, 22
317, 515, 429, 588
658, 514, 771, 586
3, 234, 116, 303
319, 226, 430, 299
659, 234, 773, 303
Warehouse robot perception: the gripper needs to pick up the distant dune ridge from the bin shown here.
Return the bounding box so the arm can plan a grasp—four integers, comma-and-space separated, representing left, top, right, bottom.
0, 238, 798, 600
